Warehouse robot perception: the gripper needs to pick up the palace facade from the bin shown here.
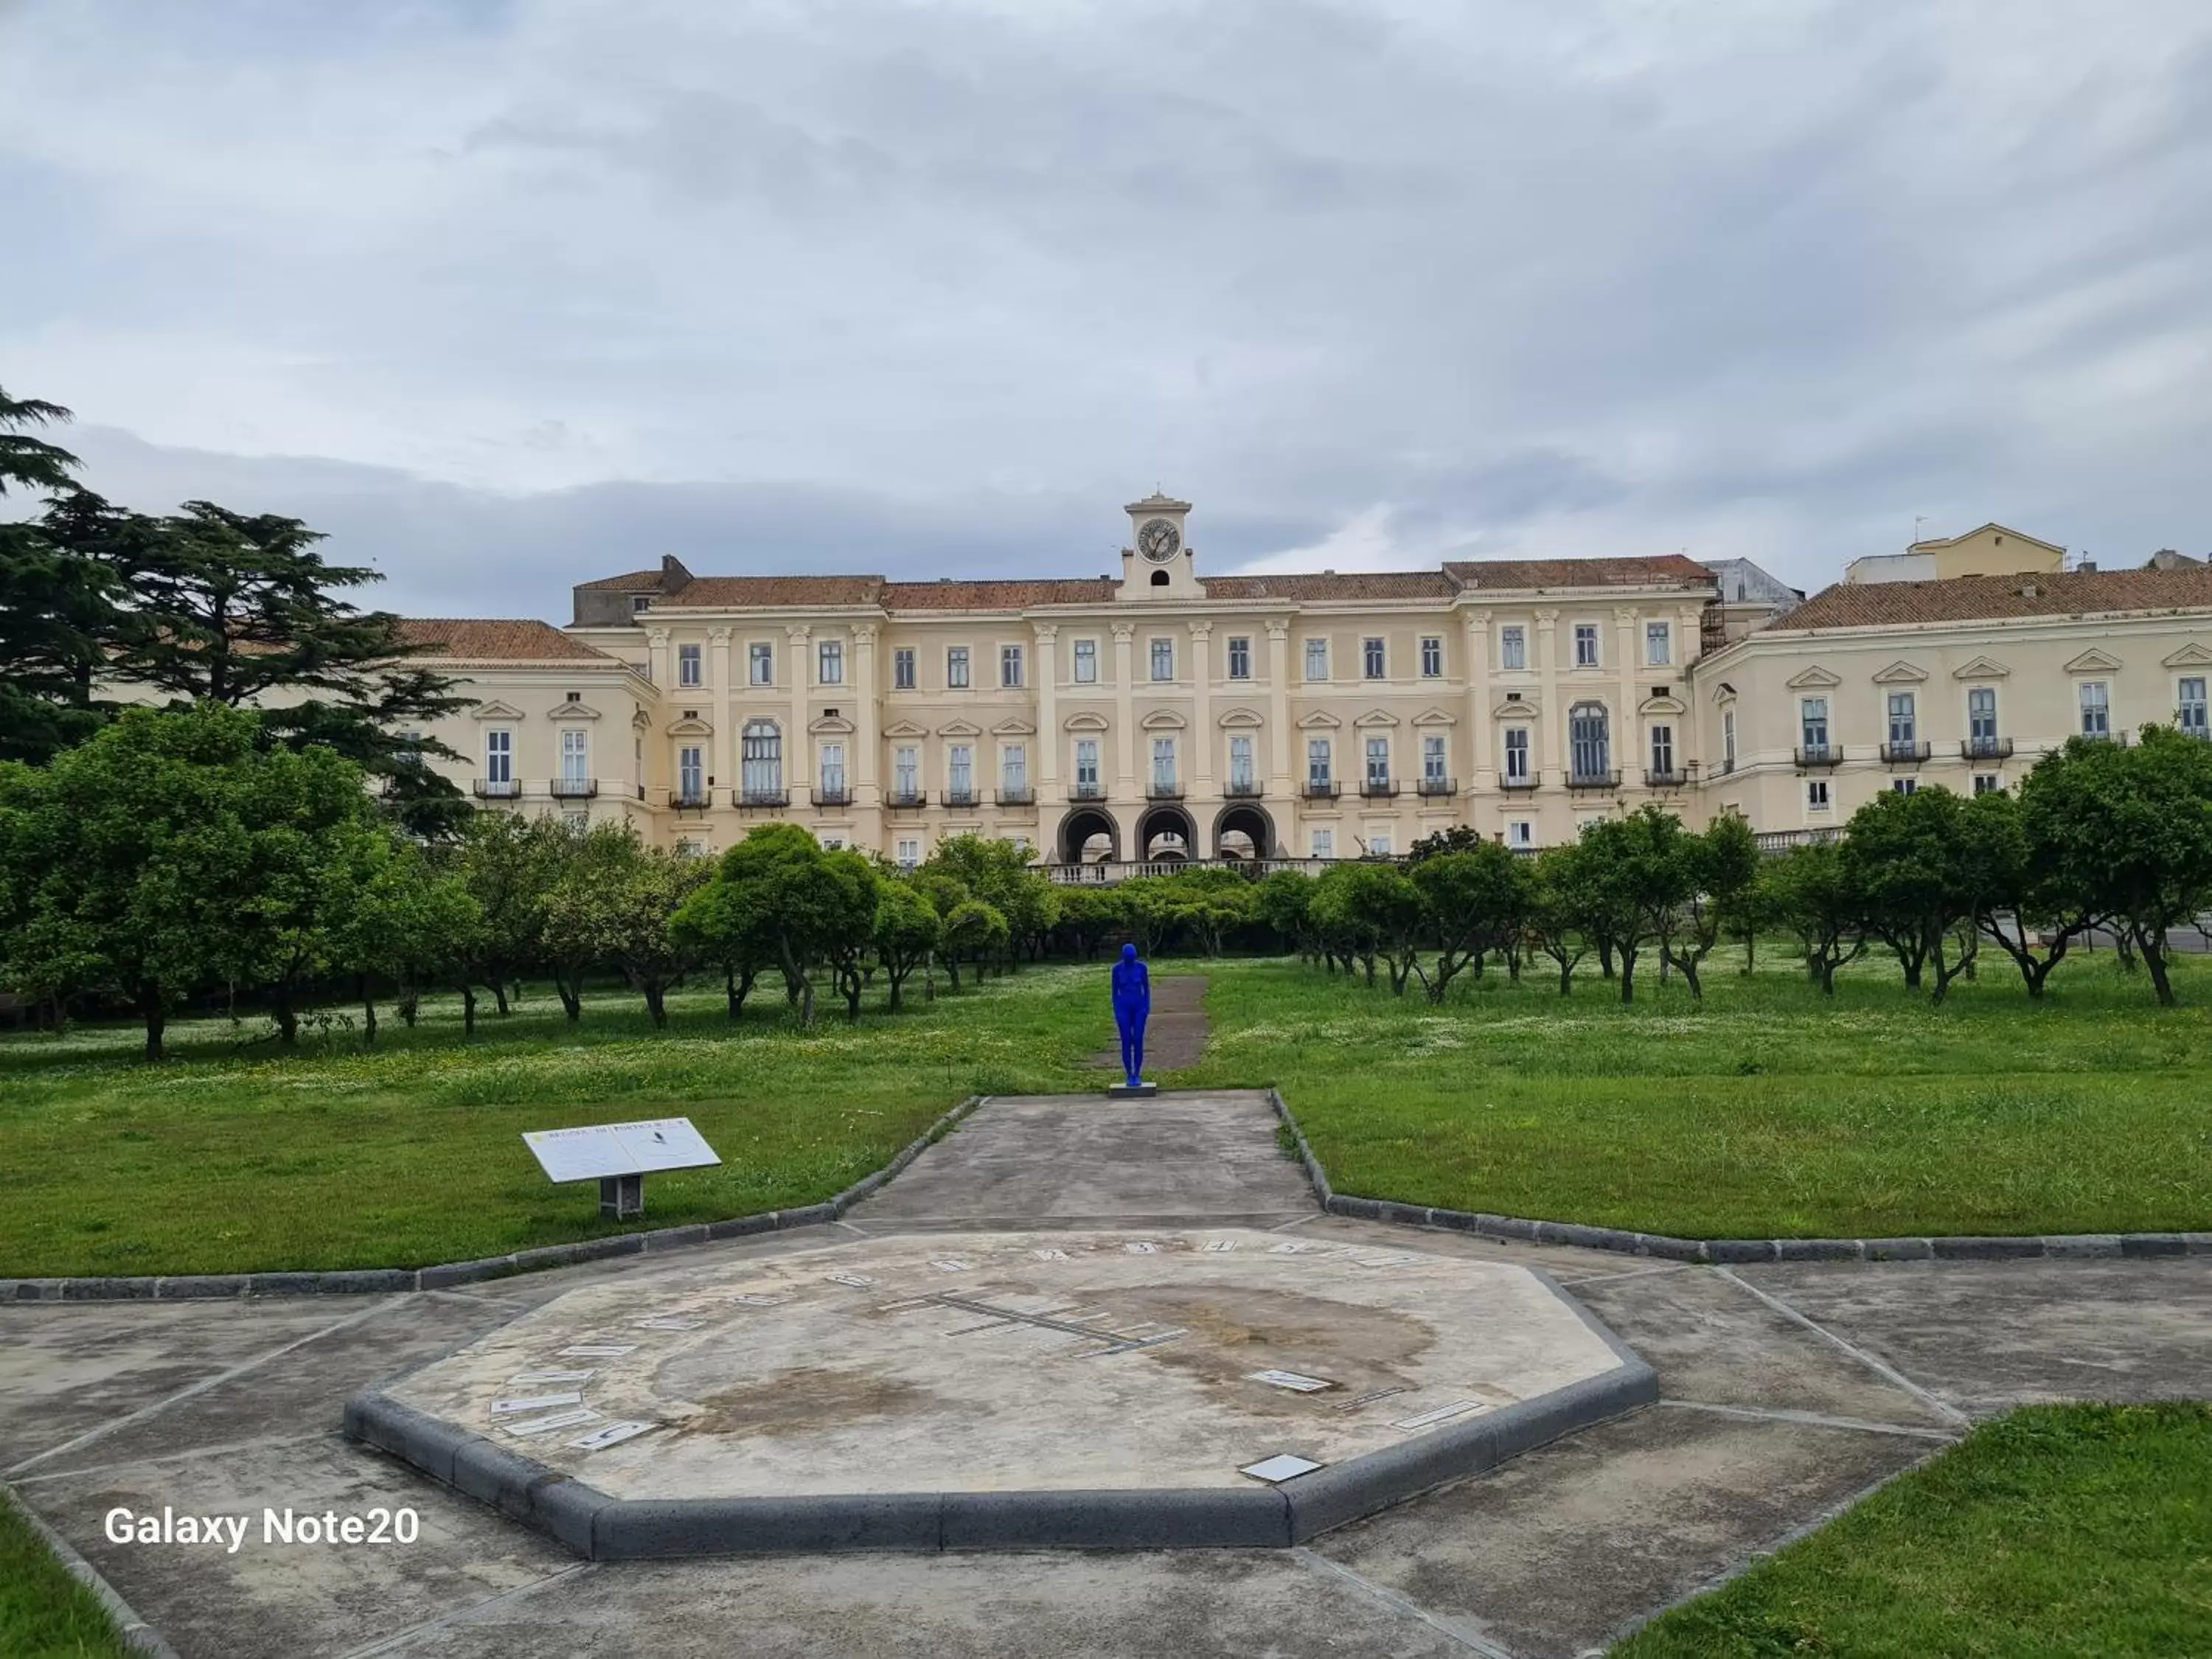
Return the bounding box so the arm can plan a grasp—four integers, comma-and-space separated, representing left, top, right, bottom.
394, 495, 2212, 867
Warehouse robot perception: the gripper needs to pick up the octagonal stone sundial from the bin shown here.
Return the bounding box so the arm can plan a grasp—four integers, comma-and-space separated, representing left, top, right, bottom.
349, 1229, 1654, 1557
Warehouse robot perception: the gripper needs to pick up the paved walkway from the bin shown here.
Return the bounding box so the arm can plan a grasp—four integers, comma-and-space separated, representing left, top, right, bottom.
2, 1089, 2207, 1658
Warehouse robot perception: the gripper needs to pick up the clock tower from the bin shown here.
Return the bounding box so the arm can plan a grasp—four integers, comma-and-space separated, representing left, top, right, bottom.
1117, 491, 1201, 601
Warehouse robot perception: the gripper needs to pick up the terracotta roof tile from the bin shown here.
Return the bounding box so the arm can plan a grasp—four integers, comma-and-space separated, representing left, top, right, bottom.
1199, 571, 1457, 602
880, 578, 1119, 611
396, 619, 621, 663
1775, 569, 2212, 631
573, 568, 666, 591
658, 575, 887, 608
1441, 555, 1714, 590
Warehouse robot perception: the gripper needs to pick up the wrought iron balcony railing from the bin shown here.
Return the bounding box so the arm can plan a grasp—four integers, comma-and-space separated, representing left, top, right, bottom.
1795, 744, 1842, 768
549, 776, 597, 799
1880, 741, 1932, 764
1961, 737, 2013, 761
1416, 776, 1456, 796
1567, 769, 1621, 790
472, 778, 521, 799
1302, 779, 1340, 799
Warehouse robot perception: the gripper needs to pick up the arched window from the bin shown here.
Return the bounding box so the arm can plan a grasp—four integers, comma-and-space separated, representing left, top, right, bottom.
1569, 702, 1610, 780
742, 720, 782, 799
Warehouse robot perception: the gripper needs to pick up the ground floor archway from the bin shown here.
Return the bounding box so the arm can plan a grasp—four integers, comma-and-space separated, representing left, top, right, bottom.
1136, 803, 1198, 863
1212, 802, 1276, 861
1056, 806, 1121, 865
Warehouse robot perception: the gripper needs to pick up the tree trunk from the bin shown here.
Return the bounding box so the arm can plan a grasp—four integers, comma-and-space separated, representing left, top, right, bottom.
945, 956, 961, 992
1558, 959, 1573, 995
844, 965, 863, 1022
492, 981, 510, 1017
800, 979, 817, 1028
397, 991, 420, 1028
139, 988, 166, 1062
273, 996, 299, 1046
644, 981, 668, 1028
886, 967, 905, 1012
461, 984, 477, 1037
2137, 926, 2177, 1006
1599, 939, 1615, 978
1674, 950, 1703, 1000
358, 975, 378, 1048
1618, 949, 1636, 1004
555, 975, 582, 1022
726, 965, 754, 1020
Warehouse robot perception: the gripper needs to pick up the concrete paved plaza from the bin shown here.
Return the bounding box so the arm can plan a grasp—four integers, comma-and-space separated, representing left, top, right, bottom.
4, 1088, 2208, 1657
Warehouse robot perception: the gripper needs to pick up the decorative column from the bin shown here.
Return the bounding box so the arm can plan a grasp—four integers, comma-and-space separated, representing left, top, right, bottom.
708, 627, 733, 784
1615, 606, 1641, 786
645, 627, 672, 695
1535, 609, 1562, 779
1463, 613, 1491, 788
1265, 620, 1293, 791
1033, 624, 1060, 796
852, 624, 880, 806
786, 625, 812, 806
1188, 620, 1214, 804
1110, 623, 1137, 795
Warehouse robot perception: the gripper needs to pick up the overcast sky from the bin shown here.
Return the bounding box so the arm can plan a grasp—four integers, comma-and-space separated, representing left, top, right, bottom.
4, 0, 2208, 621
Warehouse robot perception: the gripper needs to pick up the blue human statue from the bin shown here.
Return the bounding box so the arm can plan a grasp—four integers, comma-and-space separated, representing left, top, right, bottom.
1110, 942, 1151, 1088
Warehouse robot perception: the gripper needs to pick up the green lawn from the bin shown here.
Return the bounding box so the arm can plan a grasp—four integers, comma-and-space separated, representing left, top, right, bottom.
1614, 1402, 2212, 1658
0, 966, 1115, 1277
1186, 949, 2212, 1239
0, 1489, 131, 1659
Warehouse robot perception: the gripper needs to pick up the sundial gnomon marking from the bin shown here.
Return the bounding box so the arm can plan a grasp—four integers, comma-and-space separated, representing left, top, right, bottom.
885, 1291, 1187, 1356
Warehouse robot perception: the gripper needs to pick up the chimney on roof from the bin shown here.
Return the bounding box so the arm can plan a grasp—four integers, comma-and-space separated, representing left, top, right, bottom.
659, 554, 694, 592
2077, 560, 2097, 574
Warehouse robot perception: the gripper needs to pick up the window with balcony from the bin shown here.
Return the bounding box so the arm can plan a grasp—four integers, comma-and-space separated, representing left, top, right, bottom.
678, 744, 706, 804
1074, 738, 1100, 794
2080, 680, 2110, 737
484, 728, 513, 787
1150, 638, 1174, 681
1888, 692, 1917, 748
1969, 686, 1997, 742
1073, 639, 1097, 684
1001, 644, 1023, 689
1304, 638, 1329, 681
818, 742, 847, 801
1646, 622, 1671, 667
1363, 637, 1385, 679
1001, 744, 1029, 799
678, 643, 702, 687
1420, 636, 1443, 678
1722, 709, 1737, 772
1569, 703, 1611, 780
1307, 737, 1333, 789
947, 647, 970, 689
1364, 735, 1391, 790
557, 728, 589, 793
892, 647, 915, 690
1649, 724, 1675, 778
947, 745, 974, 802
893, 745, 919, 801
1801, 697, 1830, 754
1227, 636, 1251, 680
740, 720, 782, 801
2182, 677, 2208, 737
1151, 737, 1178, 793
1422, 733, 1447, 785
1573, 624, 1600, 667
817, 640, 844, 685
1503, 726, 1531, 783
749, 642, 774, 686
1228, 734, 1255, 791
1500, 625, 1527, 671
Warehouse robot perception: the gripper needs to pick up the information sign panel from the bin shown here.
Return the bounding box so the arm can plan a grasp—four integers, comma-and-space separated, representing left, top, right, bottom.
523, 1118, 721, 1184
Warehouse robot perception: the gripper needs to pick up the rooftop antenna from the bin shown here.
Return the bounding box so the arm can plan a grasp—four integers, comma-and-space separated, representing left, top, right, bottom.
1914, 515, 1927, 548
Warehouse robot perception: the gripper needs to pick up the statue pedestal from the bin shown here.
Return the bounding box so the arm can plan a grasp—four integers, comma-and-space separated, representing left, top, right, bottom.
1106, 1082, 1159, 1099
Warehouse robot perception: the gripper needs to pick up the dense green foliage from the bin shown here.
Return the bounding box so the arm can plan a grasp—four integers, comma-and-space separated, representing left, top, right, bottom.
1615, 1403, 2212, 1658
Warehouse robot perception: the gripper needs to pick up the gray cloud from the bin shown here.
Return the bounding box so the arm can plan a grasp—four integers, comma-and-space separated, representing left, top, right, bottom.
2, 0, 2208, 614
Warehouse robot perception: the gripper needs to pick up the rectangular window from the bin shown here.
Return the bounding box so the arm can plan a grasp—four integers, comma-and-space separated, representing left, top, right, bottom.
2181, 677, 2208, 737
678, 643, 702, 687
1968, 686, 1997, 742
484, 728, 512, 785
560, 728, 588, 783
1806, 778, 1830, 811
1368, 829, 1394, 857
1893, 776, 1919, 796
1310, 827, 1334, 859
1419, 636, 1443, 678
1973, 773, 2000, 796
2079, 681, 2110, 737
1570, 704, 1611, 779
740, 721, 783, 797
1001, 744, 1028, 790
632, 594, 652, 614
1307, 737, 1332, 787
892, 647, 915, 690
1074, 739, 1099, 788
1304, 638, 1329, 681
678, 745, 704, 801
818, 742, 846, 796
1001, 644, 1023, 689
1365, 736, 1390, 785
817, 639, 844, 685
1649, 725, 1674, 775
894, 745, 919, 798
1152, 737, 1177, 789
1500, 626, 1527, 671
947, 647, 970, 689
1363, 637, 1385, 679
1422, 733, 1447, 782
1888, 692, 1916, 747
948, 745, 973, 796
1073, 639, 1098, 684
1503, 726, 1530, 782
1150, 638, 1174, 681
1722, 709, 1737, 771
819, 835, 845, 851
1645, 622, 1671, 667
749, 642, 774, 686
1228, 734, 1254, 787
896, 838, 920, 869
1227, 636, 1251, 680
1573, 623, 1600, 667
1801, 697, 1829, 751
1506, 819, 1534, 849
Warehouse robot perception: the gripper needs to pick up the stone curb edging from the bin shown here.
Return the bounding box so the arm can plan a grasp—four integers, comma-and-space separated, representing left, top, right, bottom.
1263, 1089, 2212, 1266
1, 1478, 182, 1659
1, 1096, 987, 1304
344, 1340, 1658, 1557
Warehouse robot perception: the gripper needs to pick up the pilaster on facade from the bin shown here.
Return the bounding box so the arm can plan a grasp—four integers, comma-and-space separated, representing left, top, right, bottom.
852, 623, 880, 807
1032, 622, 1061, 795
1534, 610, 1563, 779
1187, 620, 1215, 790
1110, 623, 1138, 790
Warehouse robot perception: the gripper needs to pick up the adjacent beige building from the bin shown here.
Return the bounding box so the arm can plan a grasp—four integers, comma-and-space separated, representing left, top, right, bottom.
394, 499, 2212, 865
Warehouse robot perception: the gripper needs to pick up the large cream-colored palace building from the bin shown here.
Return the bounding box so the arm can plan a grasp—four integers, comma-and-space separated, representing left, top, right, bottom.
397, 495, 2212, 866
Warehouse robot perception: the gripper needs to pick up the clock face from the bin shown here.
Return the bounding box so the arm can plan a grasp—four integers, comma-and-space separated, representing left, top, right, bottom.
1138, 518, 1181, 563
